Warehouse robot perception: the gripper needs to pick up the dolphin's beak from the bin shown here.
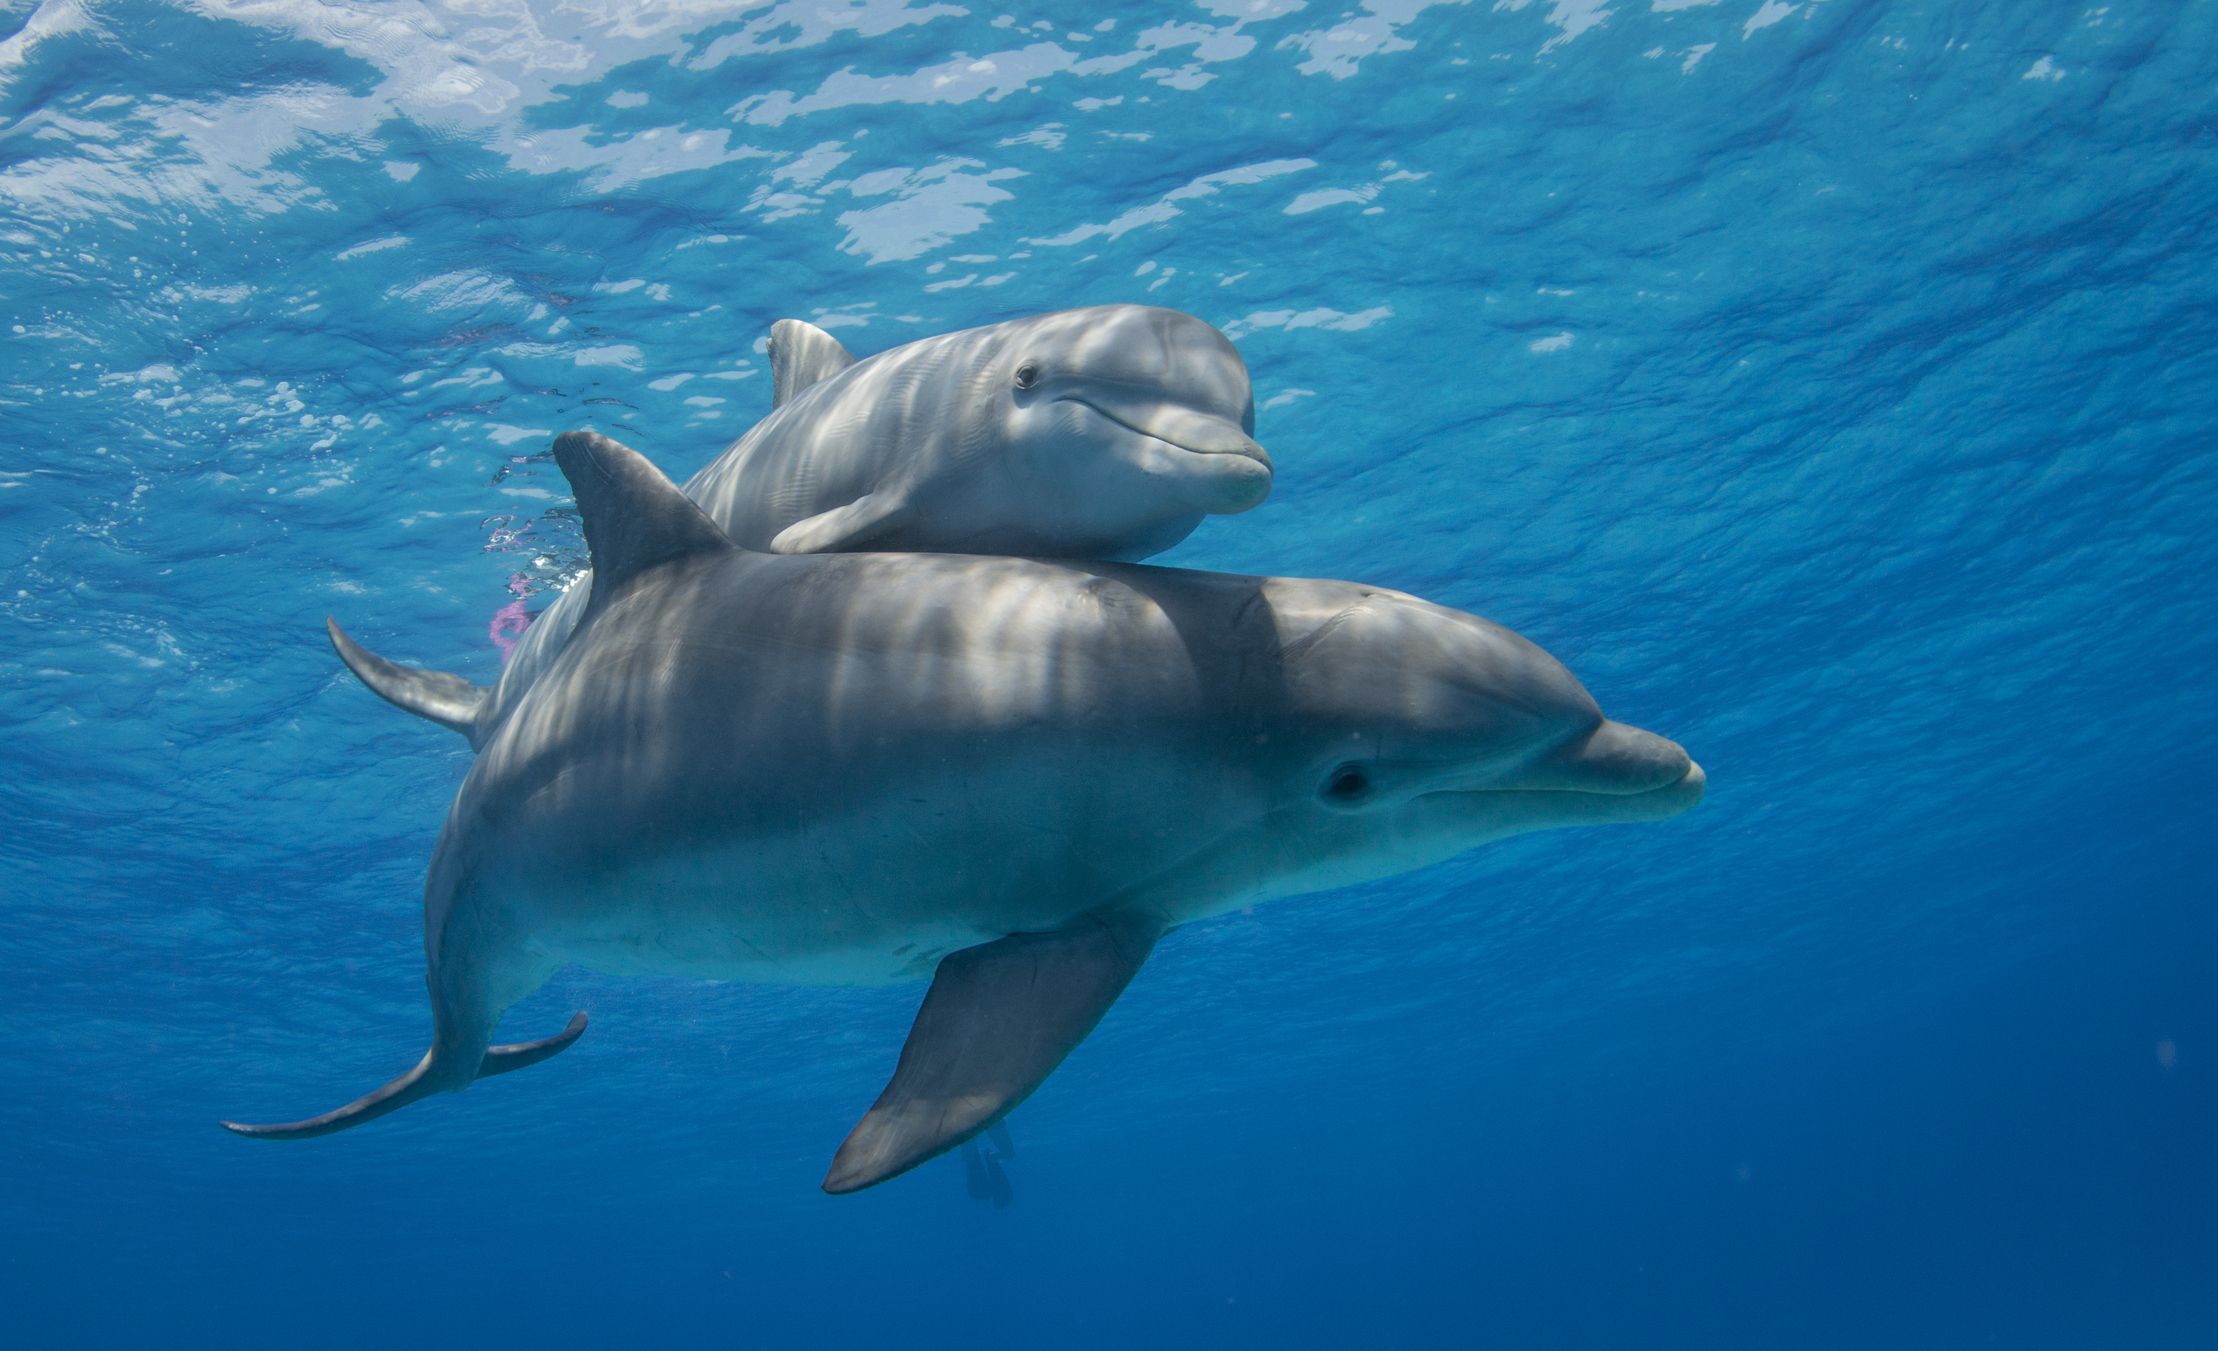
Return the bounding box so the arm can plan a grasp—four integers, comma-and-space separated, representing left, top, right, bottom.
1534, 720, 1692, 794
1069, 391, 1272, 467
1514, 720, 1707, 821
1104, 401, 1270, 462
1070, 389, 1273, 514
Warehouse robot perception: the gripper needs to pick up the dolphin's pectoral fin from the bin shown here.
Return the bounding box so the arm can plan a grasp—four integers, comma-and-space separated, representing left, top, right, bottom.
477, 1011, 589, 1079
822, 911, 1161, 1194
768, 318, 857, 408
769, 493, 913, 555
327, 618, 487, 745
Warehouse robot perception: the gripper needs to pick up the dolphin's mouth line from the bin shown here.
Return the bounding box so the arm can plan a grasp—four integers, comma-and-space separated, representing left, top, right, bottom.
1418, 762, 1707, 803
1063, 396, 1267, 462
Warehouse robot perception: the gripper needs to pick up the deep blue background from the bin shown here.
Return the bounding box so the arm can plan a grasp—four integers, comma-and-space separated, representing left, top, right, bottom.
3, 1, 2213, 1346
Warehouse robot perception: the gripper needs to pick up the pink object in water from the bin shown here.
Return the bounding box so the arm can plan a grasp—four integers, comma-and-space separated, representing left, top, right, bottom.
489, 572, 533, 660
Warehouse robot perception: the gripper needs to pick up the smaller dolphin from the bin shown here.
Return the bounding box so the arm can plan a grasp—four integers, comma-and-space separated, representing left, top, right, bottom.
347, 305, 1270, 748
722, 304, 1270, 559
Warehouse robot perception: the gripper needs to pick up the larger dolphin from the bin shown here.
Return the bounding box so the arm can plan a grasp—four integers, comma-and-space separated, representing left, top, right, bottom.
355, 305, 1270, 748
225, 432, 1704, 1193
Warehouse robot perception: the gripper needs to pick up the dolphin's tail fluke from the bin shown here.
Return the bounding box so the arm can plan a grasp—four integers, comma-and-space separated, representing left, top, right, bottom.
478, 1011, 589, 1079
219, 1013, 587, 1140
327, 617, 488, 745
219, 1049, 443, 1140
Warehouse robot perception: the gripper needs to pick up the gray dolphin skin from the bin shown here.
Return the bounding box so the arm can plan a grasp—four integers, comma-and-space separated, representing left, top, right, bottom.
224, 432, 1703, 1194
341, 306, 1271, 748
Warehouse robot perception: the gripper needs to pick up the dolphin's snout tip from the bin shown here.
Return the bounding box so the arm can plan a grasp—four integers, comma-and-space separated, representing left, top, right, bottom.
1155, 424, 1271, 515
1177, 423, 1270, 468
1210, 439, 1274, 511
1637, 755, 1705, 822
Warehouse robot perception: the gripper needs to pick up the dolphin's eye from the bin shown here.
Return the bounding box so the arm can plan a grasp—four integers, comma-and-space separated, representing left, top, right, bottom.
1013, 362, 1041, 390
1321, 764, 1372, 806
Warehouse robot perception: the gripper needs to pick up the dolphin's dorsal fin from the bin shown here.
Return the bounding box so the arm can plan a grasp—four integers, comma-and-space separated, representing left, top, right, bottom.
768, 319, 856, 408
551, 430, 735, 610
327, 618, 489, 746
822, 910, 1162, 1194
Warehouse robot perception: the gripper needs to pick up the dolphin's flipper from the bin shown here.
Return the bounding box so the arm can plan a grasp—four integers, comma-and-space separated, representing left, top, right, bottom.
219, 1013, 588, 1139
986, 1119, 1015, 1159
823, 912, 1161, 1194
768, 318, 857, 408
327, 618, 487, 744
768, 492, 913, 555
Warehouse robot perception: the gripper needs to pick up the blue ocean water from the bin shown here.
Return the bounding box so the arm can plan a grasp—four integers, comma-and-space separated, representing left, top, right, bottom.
3, 0, 2214, 1345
